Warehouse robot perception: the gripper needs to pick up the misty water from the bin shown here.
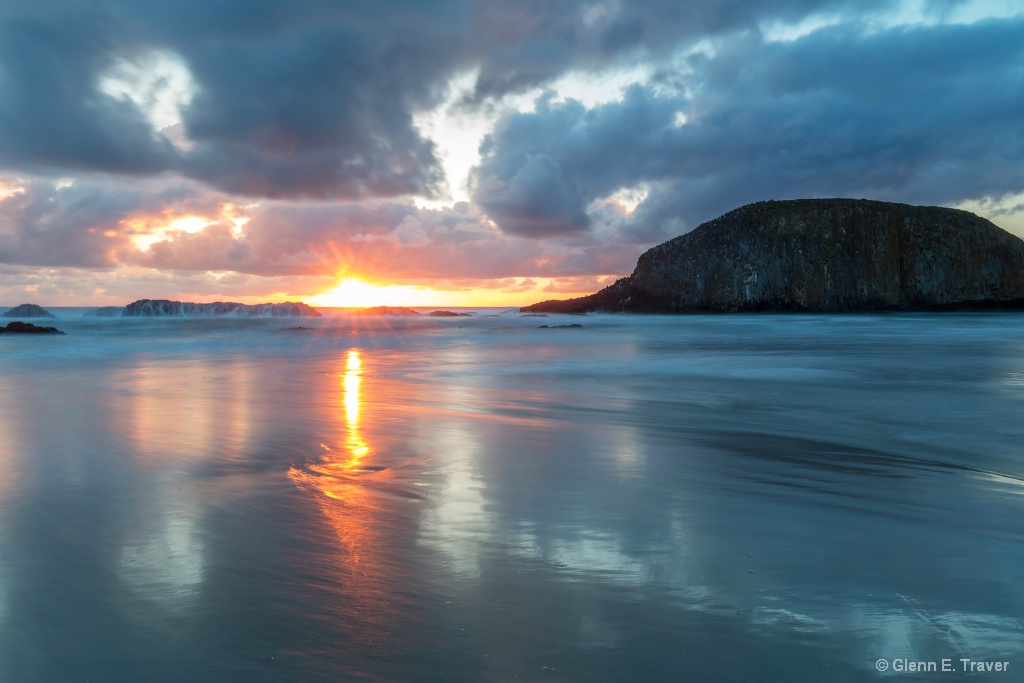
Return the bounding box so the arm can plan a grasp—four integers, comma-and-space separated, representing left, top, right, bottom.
1, 310, 1023, 682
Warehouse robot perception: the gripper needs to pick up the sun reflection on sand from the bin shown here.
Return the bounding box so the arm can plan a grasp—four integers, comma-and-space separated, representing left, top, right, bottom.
288, 349, 387, 583
287, 349, 410, 651
341, 351, 370, 468
298, 349, 372, 482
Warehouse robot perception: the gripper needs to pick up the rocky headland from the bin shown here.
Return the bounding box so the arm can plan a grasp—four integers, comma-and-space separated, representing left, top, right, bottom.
123, 299, 322, 317
3, 304, 55, 318
522, 199, 1024, 313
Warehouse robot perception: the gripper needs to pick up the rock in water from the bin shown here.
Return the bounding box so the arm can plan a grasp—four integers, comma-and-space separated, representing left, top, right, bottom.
521, 199, 1024, 313
2, 303, 55, 318
348, 306, 421, 316
0, 321, 64, 334
123, 299, 322, 317
85, 306, 125, 317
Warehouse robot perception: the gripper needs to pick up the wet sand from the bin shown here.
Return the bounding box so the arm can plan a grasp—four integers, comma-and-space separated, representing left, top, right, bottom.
0, 312, 1022, 681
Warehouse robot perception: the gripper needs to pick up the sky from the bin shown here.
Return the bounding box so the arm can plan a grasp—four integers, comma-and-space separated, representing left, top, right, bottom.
0, 0, 1021, 307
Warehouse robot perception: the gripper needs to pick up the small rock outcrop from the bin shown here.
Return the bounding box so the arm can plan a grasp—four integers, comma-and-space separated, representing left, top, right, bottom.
85, 306, 125, 317
0, 321, 64, 334
427, 310, 473, 317
349, 306, 421, 316
3, 303, 55, 318
123, 299, 321, 317
522, 199, 1024, 313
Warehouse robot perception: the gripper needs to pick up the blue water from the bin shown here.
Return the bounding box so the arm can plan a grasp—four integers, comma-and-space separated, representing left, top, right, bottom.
1, 309, 1023, 681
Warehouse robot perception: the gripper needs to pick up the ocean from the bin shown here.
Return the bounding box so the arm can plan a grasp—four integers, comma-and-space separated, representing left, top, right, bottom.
1, 309, 1023, 682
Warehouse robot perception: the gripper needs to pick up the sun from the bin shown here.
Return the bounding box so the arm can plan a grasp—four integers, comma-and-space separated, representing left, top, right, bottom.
307, 278, 384, 307
306, 277, 440, 308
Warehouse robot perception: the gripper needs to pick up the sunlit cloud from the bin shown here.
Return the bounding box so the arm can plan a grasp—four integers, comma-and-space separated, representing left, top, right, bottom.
124, 214, 214, 251
98, 50, 197, 139
867, 0, 1024, 30
0, 181, 25, 201
955, 192, 1024, 238
760, 13, 845, 42
120, 202, 250, 252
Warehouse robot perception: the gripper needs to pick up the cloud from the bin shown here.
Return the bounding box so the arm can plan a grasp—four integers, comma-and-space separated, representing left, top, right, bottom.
0, 177, 240, 268
0, 0, 466, 199
176, 24, 452, 199
473, 149, 592, 237
0, 7, 177, 175
0, 179, 140, 267
541, 274, 619, 293
1, 0, 1022, 297
0, 263, 330, 306
473, 16, 1024, 238
0, 174, 642, 283
0, 0, 894, 200
471, 87, 687, 238
131, 199, 570, 279
465, 0, 893, 102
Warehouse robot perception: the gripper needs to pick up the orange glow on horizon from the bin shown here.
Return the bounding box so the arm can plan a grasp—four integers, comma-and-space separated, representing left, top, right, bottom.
305, 275, 601, 308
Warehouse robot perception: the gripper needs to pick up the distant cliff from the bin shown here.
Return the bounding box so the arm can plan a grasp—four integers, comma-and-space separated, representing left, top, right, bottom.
522, 199, 1024, 313
123, 299, 322, 317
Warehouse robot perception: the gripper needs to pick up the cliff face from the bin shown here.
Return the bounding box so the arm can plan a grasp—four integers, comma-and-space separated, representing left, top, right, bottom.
522, 199, 1024, 313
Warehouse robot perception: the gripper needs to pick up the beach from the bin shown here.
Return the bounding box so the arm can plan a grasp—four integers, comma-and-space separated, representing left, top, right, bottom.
1, 310, 1023, 681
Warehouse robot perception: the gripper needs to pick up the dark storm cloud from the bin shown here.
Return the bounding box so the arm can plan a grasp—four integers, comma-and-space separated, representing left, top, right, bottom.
474, 17, 1024, 238
472, 88, 687, 237
175, 12, 461, 199
0, 0, 894, 201
0, 0, 467, 199
472, 149, 592, 237
466, 0, 893, 101
0, 6, 175, 174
